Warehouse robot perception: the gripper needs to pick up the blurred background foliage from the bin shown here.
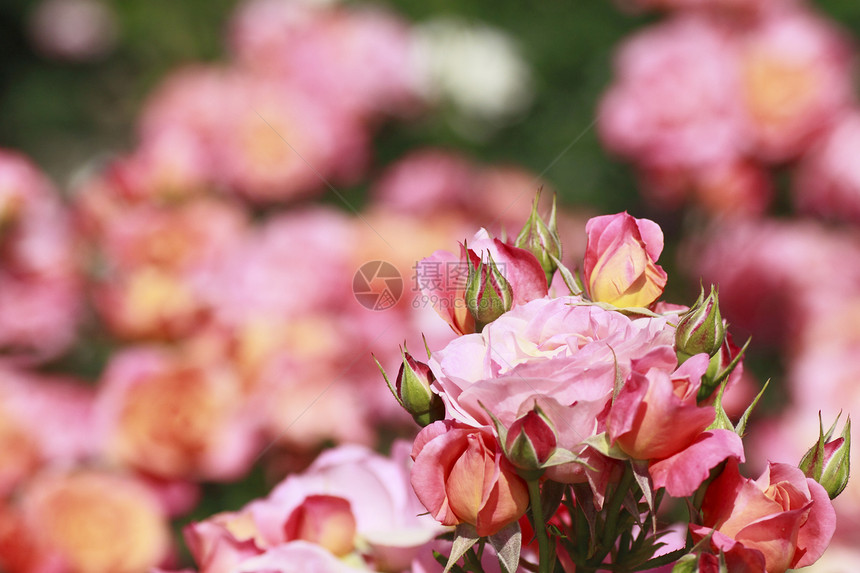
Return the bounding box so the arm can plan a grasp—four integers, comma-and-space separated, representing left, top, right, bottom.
3, 0, 643, 214
3, 0, 858, 212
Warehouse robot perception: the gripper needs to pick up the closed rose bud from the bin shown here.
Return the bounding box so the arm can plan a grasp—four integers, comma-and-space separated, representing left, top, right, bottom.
411, 421, 529, 536
465, 250, 513, 329
515, 191, 562, 285
396, 349, 445, 427
676, 285, 726, 362
504, 406, 557, 476
583, 212, 668, 308
800, 415, 851, 500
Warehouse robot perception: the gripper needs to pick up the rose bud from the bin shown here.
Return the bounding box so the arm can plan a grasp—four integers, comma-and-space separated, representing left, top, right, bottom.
583, 212, 668, 308
411, 421, 529, 536
465, 250, 514, 329
376, 348, 445, 427
799, 414, 851, 500
675, 284, 726, 362
515, 191, 562, 285
504, 405, 558, 477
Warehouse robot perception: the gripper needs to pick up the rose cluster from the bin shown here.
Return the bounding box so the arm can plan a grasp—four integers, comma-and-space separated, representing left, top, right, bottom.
601, 0, 860, 562
385, 208, 845, 572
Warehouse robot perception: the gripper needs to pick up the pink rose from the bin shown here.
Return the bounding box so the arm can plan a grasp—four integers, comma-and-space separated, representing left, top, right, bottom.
411, 421, 529, 536
608, 352, 715, 461
794, 110, 860, 224
96, 346, 260, 481
691, 459, 836, 573
583, 212, 668, 308
0, 150, 82, 361
184, 443, 438, 572
229, 0, 422, 120
372, 149, 476, 214
738, 8, 854, 162
429, 296, 675, 484
0, 470, 171, 573
416, 229, 548, 334
598, 17, 745, 173
607, 351, 745, 496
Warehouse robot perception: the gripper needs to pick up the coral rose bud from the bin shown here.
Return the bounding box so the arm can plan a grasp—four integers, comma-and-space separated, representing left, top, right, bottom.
504, 405, 558, 474
465, 250, 514, 328
675, 284, 726, 361
515, 191, 562, 285
799, 414, 851, 500
583, 212, 668, 308
411, 421, 529, 536
284, 495, 357, 557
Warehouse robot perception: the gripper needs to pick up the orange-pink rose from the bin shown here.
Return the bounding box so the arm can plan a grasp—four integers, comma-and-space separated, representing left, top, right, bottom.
583, 212, 667, 308
691, 459, 836, 573
411, 420, 529, 536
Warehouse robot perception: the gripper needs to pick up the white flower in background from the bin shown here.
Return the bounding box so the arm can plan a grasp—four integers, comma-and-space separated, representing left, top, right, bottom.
414, 17, 534, 137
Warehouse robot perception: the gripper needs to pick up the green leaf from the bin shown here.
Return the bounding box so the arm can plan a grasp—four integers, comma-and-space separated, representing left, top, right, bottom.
445, 524, 481, 573
373, 353, 402, 407
734, 379, 770, 437
550, 253, 582, 296
630, 460, 656, 533
583, 432, 630, 460
489, 521, 522, 573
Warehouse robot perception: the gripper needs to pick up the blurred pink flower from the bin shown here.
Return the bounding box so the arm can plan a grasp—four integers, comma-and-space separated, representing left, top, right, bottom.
229, 0, 423, 119
737, 8, 854, 162
372, 149, 477, 214
90, 198, 247, 340
0, 469, 171, 573
0, 366, 96, 497
184, 443, 440, 572
688, 219, 860, 345
794, 109, 860, 223
599, 16, 746, 174
0, 150, 82, 361
28, 0, 118, 62
641, 159, 772, 216
139, 66, 369, 203
96, 346, 261, 481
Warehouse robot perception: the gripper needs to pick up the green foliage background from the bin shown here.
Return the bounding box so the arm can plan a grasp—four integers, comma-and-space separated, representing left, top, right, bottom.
2, 0, 858, 212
